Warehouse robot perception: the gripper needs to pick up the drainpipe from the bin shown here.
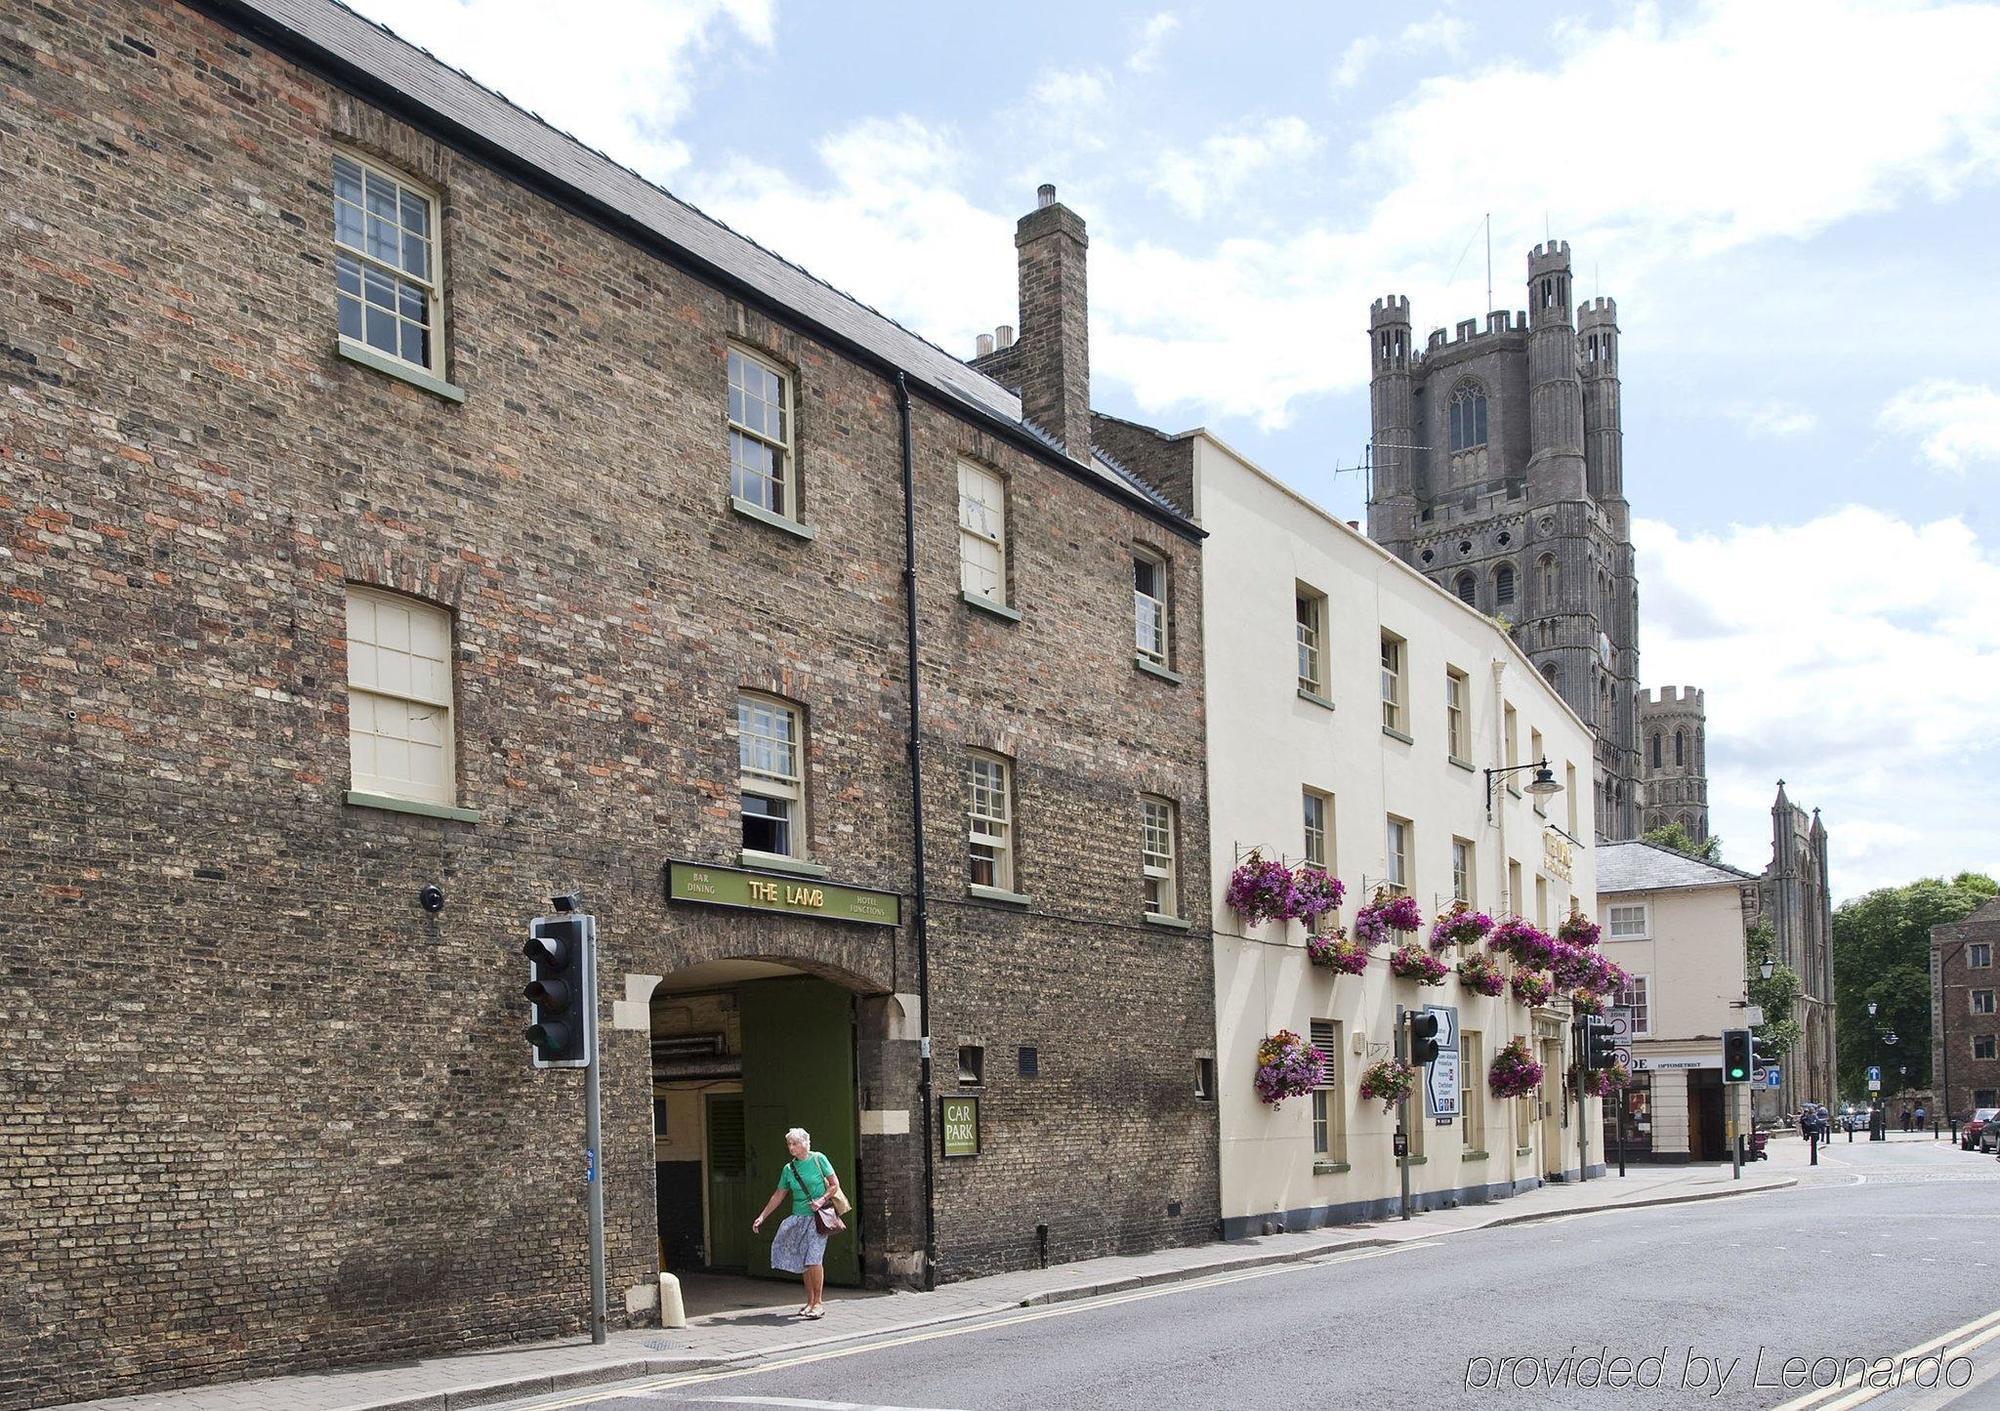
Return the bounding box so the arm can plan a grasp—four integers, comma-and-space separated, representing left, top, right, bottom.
897, 373, 940, 1290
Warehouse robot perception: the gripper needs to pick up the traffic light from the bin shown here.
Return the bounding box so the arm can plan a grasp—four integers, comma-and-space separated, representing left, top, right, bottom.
1750, 1032, 1777, 1074
1409, 1011, 1441, 1066
1585, 1017, 1619, 1070
1722, 1028, 1751, 1084
525, 914, 593, 1068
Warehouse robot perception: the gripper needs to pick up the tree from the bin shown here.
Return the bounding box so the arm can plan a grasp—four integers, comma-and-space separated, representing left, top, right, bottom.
1833, 872, 1997, 1099
1745, 919, 1802, 1057
1642, 821, 1722, 862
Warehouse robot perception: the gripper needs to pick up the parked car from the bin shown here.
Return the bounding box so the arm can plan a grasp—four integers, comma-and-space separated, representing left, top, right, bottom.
1982, 1117, 2000, 1154
1962, 1108, 1997, 1150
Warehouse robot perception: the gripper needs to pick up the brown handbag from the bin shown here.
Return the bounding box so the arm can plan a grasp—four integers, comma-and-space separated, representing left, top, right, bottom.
791, 1158, 846, 1234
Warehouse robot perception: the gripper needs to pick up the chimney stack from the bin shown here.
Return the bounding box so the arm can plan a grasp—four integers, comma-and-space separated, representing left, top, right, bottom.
975, 332, 995, 357
994, 324, 1013, 350
1011, 184, 1091, 463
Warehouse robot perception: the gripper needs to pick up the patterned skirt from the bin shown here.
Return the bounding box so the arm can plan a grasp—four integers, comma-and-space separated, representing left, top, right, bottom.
770, 1212, 829, 1273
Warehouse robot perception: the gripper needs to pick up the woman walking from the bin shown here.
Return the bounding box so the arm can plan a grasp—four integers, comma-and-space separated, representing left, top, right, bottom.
750, 1127, 844, 1319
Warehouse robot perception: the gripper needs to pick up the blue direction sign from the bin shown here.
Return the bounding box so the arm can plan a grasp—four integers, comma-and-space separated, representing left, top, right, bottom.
1765, 1067, 1782, 1089
1866, 1065, 1881, 1083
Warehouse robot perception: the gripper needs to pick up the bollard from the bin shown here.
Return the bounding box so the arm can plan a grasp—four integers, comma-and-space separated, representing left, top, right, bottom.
1810, 1134, 1819, 1166
658, 1272, 686, 1329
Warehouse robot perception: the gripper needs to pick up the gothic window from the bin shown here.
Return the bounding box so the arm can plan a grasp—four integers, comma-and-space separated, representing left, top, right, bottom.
1542, 662, 1559, 691
1677, 813, 1692, 833
1537, 555, 1560, 612
1448, 383, 1488, 452
1650, 734, 1662, 770
1454, 572, 1477, 606
1493, 562, 1516, 607
1674, 730, 1686, 766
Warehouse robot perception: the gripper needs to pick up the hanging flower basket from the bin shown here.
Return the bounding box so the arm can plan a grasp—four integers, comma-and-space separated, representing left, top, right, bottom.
1284, 864, 1346, 926
1388, 944, 1450, 986
1254, 1028, 1325, 1109
1510, 969, 1554, 1008
1572, 1060, 1630, 1099
1570, 989, 1606, 1017
1355, 892, 1423, 947
1456, 950, 1505, 997
1550, 940, 1594, 992
1428, 901, 1493, 953
1489, 917, 1557, 970
1307, 930, 1371, 975
1558, 910, 1602, 947
1489, 1037, 1543, 1100
1226, 851, 1295, 925
1359, 1056, 1418, 1113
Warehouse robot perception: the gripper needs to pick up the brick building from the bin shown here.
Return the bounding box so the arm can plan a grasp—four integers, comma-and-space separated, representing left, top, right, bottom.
1931, 898, 2000, 1122
0, 2, 1218, 1404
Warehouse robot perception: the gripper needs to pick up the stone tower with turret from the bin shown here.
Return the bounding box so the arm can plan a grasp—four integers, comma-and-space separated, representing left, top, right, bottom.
1638, 686, 1710, 841
1367, 241, 1642, 839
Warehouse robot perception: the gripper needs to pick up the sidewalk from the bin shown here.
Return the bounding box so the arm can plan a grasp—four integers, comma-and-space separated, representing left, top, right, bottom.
48, 1160, 1794, 1411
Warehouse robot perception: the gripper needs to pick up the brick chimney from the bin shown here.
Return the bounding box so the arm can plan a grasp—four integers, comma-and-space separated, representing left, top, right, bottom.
1013, 183, 1092, 463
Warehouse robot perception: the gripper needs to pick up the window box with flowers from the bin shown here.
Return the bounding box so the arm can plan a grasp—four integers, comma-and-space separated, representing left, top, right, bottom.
1488, 1037, 1543, 1100
1359, 1057, 1418, 1113
1355, 891, 1423, 948
1253, 1029, 1325, 1109
1457, 950, 1505, 997
1572, 1060, 1631, 1099
1389, 944, 1450, 986
1510, 969, 1554, 1008
1429, 901, 1493, 953
1558, 910, 1602, 947
1489, 917, 1557, 970
1307, 929, 1372, 975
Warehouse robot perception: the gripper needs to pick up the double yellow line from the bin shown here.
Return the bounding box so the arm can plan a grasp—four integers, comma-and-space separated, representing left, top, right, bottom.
512, 1242, 1442, 1410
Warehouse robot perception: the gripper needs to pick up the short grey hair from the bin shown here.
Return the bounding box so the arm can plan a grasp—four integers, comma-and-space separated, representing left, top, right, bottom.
784, 1127, 811, 1150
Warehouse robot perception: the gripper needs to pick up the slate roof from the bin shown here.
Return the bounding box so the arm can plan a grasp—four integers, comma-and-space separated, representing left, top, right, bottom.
209, 0, 1190, 529
1597, 840, 1759, 895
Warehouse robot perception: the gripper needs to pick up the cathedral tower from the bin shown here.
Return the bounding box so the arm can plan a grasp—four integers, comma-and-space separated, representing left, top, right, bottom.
1637, 686, 1710, 841
1364, 241, 1643, 838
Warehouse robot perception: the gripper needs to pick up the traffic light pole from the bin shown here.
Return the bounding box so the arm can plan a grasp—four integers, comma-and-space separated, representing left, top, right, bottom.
1575, 1021, 1588, 1184
583, 926, 606, 1345
1395, 1005, 1411, 1221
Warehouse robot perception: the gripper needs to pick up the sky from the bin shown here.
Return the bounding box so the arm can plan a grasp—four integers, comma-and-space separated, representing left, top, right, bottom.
344, 0, 2000, 902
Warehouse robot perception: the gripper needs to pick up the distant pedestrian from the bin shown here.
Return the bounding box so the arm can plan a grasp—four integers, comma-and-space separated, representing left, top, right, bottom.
750, 1127, 846, 1320
1901, 1108, 1913, 1132
1915, 1104, 1927, 1131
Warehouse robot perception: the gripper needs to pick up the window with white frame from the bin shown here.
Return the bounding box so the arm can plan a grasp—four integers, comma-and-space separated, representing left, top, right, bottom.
1566, 762, 1579, 834
1461, 1030, 1485, 1150
958, 461, 1007, 604
1297, 587, 1326, 696
1310, 1019, 1344, 1162
1607, 902, 1649, 939
1503, 702, 1519, 779
1507, 860, 1523, 916
1974, 989, 1996, 1016
1141, 796, 1178, 917
345, 587, 454, 805
967, 753, 1014, 891
1618, 975, 1651, 1036
1972, 943, 1993, 968
333, 153, 440, 372
1134, 551, 1169, 665
1452, 838, 1474, 905
1974, 1034, 1997, 1061
1381, 632, 1406, 733
727, 347, 794, 517
1535, 876, 1548, 928
1445, 667, 1469, 759
1303, 790, 1331, 868
1385, 815, 1410, 893
738, 694, 804, 858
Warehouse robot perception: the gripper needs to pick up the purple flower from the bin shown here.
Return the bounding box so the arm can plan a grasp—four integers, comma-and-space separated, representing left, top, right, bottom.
1428, 903, 1494, 953
1389, 944, 1450, 985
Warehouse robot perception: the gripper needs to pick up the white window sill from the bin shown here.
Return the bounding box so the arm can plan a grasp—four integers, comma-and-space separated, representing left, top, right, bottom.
1313, 1161, 1351, 1175
961, 590, 1021, 623
1297, 687, 1335, 711
969, 884, 1033, 906
738, 849, 830, 878
345, 789, 481, 823
1448, 755, 1476, 773
1382, 725, 1414, 745
730, 496, 817, 541
1462, 1148, 1490, 1161
336, 337, 464, 403
1143, 913, 1193, 931
1135, 656, 1183, 684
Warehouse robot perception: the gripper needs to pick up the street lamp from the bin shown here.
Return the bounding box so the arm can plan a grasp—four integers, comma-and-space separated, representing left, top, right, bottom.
1759, 958, 1775, 981
1484, 758, 1563, 812
1865, 1001, 1898, 1141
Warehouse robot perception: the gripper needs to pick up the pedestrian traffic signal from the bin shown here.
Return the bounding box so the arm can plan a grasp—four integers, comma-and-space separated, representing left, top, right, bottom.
1722, 1028, 1751, 1083
1585, 1017, 1619, 1070
525, 914, 593, 1068
1410, 1011, 1441, 1066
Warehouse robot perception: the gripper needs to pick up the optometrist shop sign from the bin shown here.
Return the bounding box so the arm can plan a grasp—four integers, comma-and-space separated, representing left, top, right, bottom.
663, 860, 902, 927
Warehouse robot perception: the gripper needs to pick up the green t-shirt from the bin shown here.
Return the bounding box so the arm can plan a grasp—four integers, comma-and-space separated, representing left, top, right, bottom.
780, 1151, 834, 1217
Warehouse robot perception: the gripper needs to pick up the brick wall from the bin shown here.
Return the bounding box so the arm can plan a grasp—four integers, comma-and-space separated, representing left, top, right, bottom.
0, 2, 1216, 1403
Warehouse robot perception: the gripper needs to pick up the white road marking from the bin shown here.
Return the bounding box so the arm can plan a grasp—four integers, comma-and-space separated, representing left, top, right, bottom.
1767, 1303, 2000, 1411
508, 1243, 1446, 1411
688, 1399, 967, 1411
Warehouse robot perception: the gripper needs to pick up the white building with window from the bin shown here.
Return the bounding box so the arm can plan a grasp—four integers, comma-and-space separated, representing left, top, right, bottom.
1144, 426, 1600, 1235
1596, 841, 1764, 1162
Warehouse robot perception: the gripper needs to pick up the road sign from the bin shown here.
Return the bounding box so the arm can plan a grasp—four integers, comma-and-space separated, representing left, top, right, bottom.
1608, 1006, 1634, 1070
1867, 1065, 1881, 1084
1868, 1077, 1881, 1092
1423, 1004, 1460, 1120
1764, 1067, 1782, 1089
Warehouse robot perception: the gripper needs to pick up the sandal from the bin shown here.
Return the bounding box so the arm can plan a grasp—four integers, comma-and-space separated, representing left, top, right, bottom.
804, 1307, 825, 1320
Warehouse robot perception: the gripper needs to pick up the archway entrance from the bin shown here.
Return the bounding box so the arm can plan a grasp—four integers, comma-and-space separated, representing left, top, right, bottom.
649, 962, 863, 1289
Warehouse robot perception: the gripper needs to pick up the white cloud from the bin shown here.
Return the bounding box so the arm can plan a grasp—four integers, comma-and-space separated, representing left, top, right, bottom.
1147, 117, 1323, 220
349, 0, 774, 181
1332, 13, 1468, 91
1726, 400, 1818, 439
1878, 379, 2000, 472
1127, 12, 1181, 73
1636, 508, 2000, 899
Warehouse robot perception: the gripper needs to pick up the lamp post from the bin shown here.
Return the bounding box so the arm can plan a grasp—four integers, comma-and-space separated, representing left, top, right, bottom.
1483, 759, 1563, 814
1866, 1000, 1899, 1142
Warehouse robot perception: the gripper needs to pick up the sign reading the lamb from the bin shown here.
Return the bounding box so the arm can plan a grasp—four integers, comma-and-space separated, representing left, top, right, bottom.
1424, 1003, 1460, 1122
663, 860, 901, 927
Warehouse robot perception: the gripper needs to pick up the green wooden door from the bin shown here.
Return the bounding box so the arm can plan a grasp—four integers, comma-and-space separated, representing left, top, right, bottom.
704, 1094, 748, 1271
741, 976, 860, 1286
